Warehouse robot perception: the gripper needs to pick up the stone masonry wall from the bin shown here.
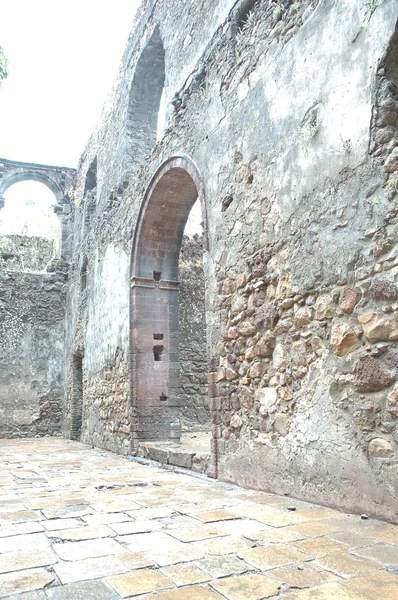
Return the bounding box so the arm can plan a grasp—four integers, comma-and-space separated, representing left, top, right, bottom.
0, 235, 54, 272
80, 347, 131, 456
61, 0, 398, 521
0, 238, 66, 437
179, 235, 209, 431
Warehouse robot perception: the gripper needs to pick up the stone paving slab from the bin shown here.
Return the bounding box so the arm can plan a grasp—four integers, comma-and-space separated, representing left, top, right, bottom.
0, 547, 57, 574
0, 567, 54, 597
0, 533, 50, 553
0, 438, 397, 599
45, 580, 120, 600
3, 592, 47, 600
210, 573, 280, 600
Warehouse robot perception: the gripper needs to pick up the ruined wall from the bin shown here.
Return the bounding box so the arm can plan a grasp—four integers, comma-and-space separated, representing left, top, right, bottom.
0, 236, 66, 437
178, 235, 209, 431
63, 0, 398, 520
0, 235, 54, 272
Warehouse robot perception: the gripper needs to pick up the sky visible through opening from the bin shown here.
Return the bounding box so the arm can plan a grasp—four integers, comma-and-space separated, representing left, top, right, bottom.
0, 0, 202, 239
0, 182, 58, 239
0, 0, 142, 168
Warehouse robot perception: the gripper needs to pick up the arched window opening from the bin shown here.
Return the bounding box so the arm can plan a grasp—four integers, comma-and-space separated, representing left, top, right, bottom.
0, 181, 59, 241
131, 159, 210, 453
84, 157, 97, 196
178, 198, 208, 433
126, 28, 165, 169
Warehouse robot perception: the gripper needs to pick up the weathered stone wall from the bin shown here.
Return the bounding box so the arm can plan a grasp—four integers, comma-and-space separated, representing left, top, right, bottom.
0, 235, 54, 272
80, 347, 131, 455
178, 235, 208, 431
0, 246, 66, 437
60, 0, 398, 520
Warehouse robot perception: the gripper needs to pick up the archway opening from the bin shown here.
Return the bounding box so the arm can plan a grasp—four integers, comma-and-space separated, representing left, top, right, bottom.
0, 181, 59, 271
178, 200, 209, 434
0, 181, 58, 238
125, 27, 165, 169
84, 157, 97, 196
131, 160, 210, 459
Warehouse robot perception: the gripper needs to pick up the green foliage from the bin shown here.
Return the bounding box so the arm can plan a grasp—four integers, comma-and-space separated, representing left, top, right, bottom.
0, 46, 9, 87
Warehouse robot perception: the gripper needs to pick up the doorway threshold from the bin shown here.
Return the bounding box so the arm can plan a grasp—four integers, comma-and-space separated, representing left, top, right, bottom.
137, 431, 210, 474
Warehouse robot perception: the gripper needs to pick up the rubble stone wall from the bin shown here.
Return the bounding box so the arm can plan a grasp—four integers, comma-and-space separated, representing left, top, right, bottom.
0, 235, 54, 272
178, 236, 209, 431
60, 0, 398, 520
0, 236, 66, 437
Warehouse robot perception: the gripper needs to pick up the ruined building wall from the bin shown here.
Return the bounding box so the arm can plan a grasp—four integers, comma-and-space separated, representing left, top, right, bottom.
178, 235, 208, 431
62, 0, 398, 520
0, 235, 54, 272
0, 236, 66, 437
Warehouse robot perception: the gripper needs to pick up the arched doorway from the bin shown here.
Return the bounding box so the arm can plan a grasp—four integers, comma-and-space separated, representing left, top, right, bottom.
130, 156, 209, 452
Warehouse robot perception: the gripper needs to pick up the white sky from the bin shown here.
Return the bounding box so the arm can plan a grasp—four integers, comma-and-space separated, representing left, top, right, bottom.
0, 0, 142, 168
0, 181, 57, 237
0, 0, 202, 239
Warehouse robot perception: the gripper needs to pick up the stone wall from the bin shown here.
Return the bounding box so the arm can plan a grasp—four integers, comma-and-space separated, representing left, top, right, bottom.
0, 263, 66, 438
179, 235, 209, 431
80, 347, 131, 455
58, 0, 398, 520
0, 235, 54, 272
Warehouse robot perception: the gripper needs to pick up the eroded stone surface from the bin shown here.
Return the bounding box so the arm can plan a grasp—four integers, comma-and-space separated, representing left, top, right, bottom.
343, 571, 398, 600
368, 438, 395, 458
210, 573, 280, 600
161, 563, 211, 586
282, 582, 368, 599
238, 545, 310, 570
107, 570, 173, 598
0, 548, 57, 574
45, 580, 120, 600
0, 568, 54, 597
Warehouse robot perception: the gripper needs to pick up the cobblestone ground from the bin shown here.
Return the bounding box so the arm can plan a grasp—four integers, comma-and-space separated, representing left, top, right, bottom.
0, 439, 397, 599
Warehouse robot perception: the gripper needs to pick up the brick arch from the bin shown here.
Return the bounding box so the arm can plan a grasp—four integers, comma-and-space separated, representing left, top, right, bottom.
130, 156, 208, 450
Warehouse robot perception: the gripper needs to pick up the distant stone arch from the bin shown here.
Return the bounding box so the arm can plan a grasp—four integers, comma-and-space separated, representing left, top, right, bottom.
130, 156, 209, 450
0, 171, 62, 200
0, 158, 75, 209
0, 159, 76, 257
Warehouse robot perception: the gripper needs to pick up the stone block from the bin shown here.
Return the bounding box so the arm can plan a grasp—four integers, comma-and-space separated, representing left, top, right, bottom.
107, 569, 173, 598
368, 438, 395, 458
210, 573, 280, 600
0, 568, 54, 597
46, 580, 120, 600
359, 312, 398, 343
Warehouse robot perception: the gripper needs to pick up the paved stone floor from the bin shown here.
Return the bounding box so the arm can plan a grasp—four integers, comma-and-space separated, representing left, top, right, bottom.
0, 438, 397, 599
